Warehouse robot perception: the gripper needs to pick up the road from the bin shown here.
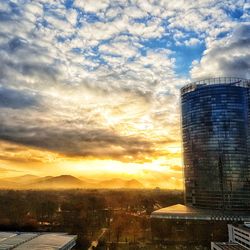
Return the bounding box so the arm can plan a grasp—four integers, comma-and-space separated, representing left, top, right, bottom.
88, 228, 108, 250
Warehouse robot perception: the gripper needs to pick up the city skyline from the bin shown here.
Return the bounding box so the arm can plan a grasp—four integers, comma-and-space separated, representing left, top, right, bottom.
0, 0, 250, 188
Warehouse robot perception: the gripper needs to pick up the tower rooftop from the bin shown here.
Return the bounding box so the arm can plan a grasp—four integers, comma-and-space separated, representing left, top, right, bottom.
181, 77, 250, 95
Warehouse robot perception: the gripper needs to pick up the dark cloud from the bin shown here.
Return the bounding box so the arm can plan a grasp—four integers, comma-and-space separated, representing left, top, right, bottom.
6, 60, 59, 79
192, 23, 250, 79
0, 87, 40, 109
0, 123, 149, 161
0, 119, 176, 162
219, 56, 250, 74
233, 24, 250, 38
0, 36, 60, 83
0, 11, 12, 21
0, 1, 21, 22
8, 37, 28, 52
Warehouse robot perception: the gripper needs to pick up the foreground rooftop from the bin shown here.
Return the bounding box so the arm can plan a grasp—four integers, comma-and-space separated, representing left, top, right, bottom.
0, 232, 77, 250
212, 242, 246, 250
151, 204, 250, 221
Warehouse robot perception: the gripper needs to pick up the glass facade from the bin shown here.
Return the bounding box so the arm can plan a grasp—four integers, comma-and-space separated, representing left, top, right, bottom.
181, 78, 250, 211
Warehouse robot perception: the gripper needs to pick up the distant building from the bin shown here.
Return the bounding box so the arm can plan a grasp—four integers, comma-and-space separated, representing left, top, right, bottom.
151, 78, 250, 245
211, 223, 250, 249
0, 232, 77, 250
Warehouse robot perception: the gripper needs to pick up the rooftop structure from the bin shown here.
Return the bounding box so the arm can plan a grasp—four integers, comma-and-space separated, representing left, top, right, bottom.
211, 223, 250, 250
0, 232, 77, 250
181, 77, 250, 95
151, 204, 250, 221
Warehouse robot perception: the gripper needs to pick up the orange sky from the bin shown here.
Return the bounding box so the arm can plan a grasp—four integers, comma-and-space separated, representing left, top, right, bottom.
0, 120, 184, 189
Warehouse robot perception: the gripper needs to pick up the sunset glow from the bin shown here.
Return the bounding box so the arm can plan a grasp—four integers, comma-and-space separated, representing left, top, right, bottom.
0, 0, 249, 189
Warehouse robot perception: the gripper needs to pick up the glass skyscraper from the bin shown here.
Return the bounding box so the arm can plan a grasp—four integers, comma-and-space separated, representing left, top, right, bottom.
181, 77, 250, 211
151, 78, 250, 244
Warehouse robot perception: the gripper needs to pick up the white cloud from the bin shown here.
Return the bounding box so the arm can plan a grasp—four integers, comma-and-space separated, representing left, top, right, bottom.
45, 14, 73, 34
99, 41, 138, 58
78, 15, 129, 41
123, 6, 147, 18
105, 6, 123, 19
184, 37, 201, 46
74, 0, 110, 13
128, 17, 164, 39
67, 9, 78, 26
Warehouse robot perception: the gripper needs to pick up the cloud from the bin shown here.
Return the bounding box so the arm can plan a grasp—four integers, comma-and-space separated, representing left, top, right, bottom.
191, 23, 250, 79
0, 120, 176, 163
0, 166, 22, 173
184, 37, 201, 46
0, 86, 40, 109
99, 40, 139, 58
74, 0, 110, 13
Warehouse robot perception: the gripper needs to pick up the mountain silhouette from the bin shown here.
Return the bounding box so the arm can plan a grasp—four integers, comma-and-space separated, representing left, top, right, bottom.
0, 175, 144, 189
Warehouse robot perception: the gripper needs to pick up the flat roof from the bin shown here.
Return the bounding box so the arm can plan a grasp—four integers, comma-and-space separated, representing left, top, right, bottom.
0, 232, 77, 250
151, 204, 250, 221
212, 242, 246, 250
0, 233, 37, 250
0, 232, 17, 242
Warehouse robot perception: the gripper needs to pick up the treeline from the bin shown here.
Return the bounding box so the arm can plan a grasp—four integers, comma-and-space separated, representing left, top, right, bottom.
0, 189, 183, 249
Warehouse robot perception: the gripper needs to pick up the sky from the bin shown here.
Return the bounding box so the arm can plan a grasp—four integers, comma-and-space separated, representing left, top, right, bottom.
0, 0, 249, 189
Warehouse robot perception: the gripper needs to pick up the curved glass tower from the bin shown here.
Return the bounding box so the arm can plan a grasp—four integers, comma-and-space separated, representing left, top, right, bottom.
181, 77, 250, 211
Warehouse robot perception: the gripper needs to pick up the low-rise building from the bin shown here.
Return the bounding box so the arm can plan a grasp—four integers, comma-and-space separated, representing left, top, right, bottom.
0, 232, 77, 250
151, 204, 250, 245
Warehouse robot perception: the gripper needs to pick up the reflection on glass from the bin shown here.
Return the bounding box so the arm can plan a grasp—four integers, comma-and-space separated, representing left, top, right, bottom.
181, 78, 250, 210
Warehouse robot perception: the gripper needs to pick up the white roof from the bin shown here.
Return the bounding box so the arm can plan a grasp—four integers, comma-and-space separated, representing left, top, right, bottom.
0, 232, 77, 250
0, 233, 37, 249
0, 232, 17, 242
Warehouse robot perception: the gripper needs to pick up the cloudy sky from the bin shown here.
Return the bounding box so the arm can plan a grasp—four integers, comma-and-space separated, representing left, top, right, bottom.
0, 0, 249, 188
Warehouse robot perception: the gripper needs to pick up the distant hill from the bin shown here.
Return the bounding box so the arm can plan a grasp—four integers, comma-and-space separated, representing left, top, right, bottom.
30, 175, 86, 189
0, 175, 144, 189
1, 174, 39, 184
124, 179, 144, 189
33, 176, 54, 183
0, 180, 20, 189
